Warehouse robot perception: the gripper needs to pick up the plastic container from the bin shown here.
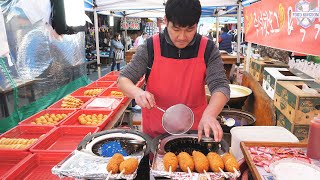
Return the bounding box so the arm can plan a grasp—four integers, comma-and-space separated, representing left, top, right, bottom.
48, 96, 92, 110
0, 126, 55, 152
18, 109, 76, 126
0, 151, 32, 179
83, 97, 123, 111
307, 113, 320, 159
3, 153, 73, 180
60, 109, 115, 130
86, 81, 115, 89
99, 87, 128, 104
97, 75, 118, 81
230, 126, 299, 160
30, 126, 99, 153
70, 87, 106, 97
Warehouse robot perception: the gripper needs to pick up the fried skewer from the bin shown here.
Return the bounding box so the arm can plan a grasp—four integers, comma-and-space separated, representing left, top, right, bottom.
178, 152, 194, 177
192, 151, 209, 173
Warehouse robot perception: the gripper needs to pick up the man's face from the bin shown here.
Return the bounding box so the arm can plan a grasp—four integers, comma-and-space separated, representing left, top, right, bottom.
166, 21, 197, 49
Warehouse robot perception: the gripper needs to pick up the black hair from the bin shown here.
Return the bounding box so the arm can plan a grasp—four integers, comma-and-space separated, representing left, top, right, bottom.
165, 0, 201, 27
221, 27, 229, 33
113, 33, 120, 39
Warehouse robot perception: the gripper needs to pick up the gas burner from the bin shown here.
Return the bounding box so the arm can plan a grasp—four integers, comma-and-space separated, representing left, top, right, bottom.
77, 129, 152, 157
152, 132, 229, 156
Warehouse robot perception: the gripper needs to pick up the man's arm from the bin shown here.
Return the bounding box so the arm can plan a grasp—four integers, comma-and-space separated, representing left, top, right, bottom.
117, 40, 155, 109
198, 42, 230, 142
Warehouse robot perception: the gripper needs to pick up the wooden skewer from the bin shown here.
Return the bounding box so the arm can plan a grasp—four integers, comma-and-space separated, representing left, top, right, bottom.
233, 167, 240, 176
219, 167, 228, 179
118, 169, 125, 179
203, 170, 211, 180
187, 167, 193, 177
105, 170, 112, 180
169, 166, 172, 177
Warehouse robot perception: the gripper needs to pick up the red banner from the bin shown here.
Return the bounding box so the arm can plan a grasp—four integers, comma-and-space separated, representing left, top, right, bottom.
244, 0, 320, 56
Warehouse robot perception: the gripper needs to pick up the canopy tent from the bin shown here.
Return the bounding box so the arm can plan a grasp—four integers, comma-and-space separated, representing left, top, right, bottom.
84, 0, 260, 77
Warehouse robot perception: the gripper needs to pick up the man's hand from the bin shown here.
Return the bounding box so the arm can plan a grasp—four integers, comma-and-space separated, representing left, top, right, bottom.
134, 90, 155, 109
198, 114, 223, 142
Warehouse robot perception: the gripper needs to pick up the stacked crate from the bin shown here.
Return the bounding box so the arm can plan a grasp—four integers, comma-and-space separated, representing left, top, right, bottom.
274, 81, 320, 142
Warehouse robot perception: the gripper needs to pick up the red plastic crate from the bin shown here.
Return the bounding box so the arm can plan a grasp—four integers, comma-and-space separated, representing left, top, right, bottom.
60, 109, 115, 130
136, 80, 145, 87
98, 87, 128, 104
30, 126, 99, 153
97, 74, 118, 81
3, 153, 73, 180
106, 71, 120, 76
0, 126, 55, 152
0, 151, 32, 179
18, 109, 76, 126
86, 81, 115, 89
70, 87, 106, 97
47, 96, 92, 110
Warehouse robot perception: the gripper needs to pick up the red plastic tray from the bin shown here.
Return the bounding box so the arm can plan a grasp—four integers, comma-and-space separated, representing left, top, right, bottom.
70, 87, 106, 97
47, 96, 92, 110
0, 126, 55, 152
30, 126, 99, 153
3, 153, 73, 180
60, 109, 115, 130
97, 74, 118, 81
98, 87, 128, 104
0, 151, 32, 179
18, 109, 76, 126
86, 81, 115, 89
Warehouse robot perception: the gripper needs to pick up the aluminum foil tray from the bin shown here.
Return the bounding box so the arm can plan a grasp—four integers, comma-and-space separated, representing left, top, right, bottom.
151, 152, 240, 180
52, 150, 142, 180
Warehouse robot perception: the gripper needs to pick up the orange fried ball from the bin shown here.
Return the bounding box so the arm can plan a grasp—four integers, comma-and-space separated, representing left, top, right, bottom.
207, 152, 224, 172
177, 152, 194, 172
119, 158, 139, 174
192, 151, 209, 173
222, 153, 239, 172
107, 153, 124, 174
163, 152, 178, 172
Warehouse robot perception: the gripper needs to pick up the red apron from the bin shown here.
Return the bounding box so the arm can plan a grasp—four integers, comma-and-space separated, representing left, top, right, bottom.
142, 34, 208, 138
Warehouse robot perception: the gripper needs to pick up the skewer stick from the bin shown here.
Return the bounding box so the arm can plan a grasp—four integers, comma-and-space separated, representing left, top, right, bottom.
219, 167, 228, 178
118, 169, 125, 178
105, 170, 112, 180
233, 167, 240, 176
187, 167, 193, 177
203, 170, 211, 180
169, 166, 172, 177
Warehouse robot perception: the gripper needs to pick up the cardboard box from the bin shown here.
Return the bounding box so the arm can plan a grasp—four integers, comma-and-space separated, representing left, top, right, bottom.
276, 108, 309, 143
250, 59, 288, 83
274, 81, 320, 124
262, 68, 314, 99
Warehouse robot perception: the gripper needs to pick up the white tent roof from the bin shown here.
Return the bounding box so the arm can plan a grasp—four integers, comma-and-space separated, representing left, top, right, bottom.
95, 0, 239, 11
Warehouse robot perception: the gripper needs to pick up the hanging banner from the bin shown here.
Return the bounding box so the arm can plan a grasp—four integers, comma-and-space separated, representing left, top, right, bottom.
120, 18, 141, 30
0, 10, 9, 57
244, 0, 320, 56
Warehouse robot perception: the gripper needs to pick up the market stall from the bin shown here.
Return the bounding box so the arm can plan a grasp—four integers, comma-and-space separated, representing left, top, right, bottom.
238, 0, 320, 179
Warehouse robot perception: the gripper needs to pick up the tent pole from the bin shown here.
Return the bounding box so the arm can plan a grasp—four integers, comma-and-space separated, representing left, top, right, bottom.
236, 1, 242, 65
94, 7, 101, 78
215, 12, 219, 47
245, 42, 252, 72
124, 14, 128, 51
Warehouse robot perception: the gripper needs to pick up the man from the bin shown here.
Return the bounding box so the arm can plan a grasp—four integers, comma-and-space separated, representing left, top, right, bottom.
118, 0, 230, 142
219, 27, 233, 53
